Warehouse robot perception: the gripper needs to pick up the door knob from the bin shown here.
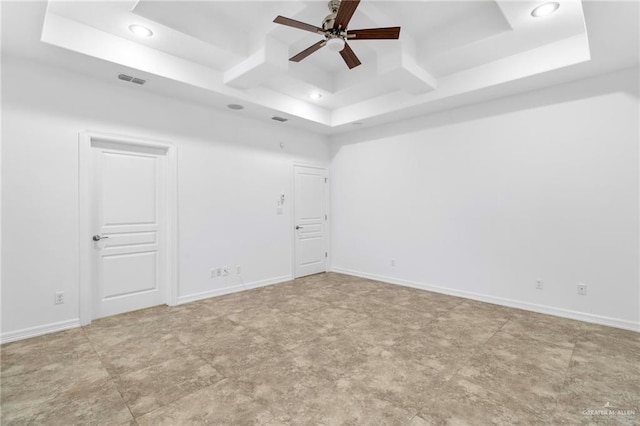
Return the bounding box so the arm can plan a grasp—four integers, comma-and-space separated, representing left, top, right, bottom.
295, 226, 304, 230
92, 234, 109, 241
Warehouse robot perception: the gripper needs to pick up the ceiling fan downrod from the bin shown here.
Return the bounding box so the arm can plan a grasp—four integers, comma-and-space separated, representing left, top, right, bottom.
323, 0, 342, 32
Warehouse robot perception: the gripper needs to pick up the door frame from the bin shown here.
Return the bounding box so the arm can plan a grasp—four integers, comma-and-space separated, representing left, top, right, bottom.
78, 131, 178, 326
291, 163, 330, 279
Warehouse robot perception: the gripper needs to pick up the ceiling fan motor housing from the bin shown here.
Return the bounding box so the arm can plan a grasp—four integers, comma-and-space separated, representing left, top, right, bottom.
323, 0, 341, 30
323, 14, 336, 31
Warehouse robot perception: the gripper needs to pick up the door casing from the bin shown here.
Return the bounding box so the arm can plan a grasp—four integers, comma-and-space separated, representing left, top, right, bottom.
79, 131, 178, 325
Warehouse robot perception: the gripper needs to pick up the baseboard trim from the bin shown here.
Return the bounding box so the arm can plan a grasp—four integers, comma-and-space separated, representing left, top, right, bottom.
0, 318, 81, 345
331, 267, 640, 332
176, 275, 293, 305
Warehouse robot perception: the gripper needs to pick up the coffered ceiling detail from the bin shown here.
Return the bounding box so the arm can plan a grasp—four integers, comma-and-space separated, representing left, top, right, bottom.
40, 1, 590, 129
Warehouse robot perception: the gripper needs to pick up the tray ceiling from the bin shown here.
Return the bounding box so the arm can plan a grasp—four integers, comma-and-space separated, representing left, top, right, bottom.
13, 1, 600, 130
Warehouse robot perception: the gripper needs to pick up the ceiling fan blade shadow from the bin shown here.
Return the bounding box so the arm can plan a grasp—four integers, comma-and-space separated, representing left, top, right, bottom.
334, 0, 360, 30
340, 42, 361, 69
274, 16, 324, 34
348, 27, 401, 40
290, 40, 327, 62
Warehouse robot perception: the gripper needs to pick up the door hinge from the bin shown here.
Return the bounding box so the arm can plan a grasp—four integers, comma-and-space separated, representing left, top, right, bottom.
325, 214, 327, 220
325, 252, 328, 258
324, 177, 328, 183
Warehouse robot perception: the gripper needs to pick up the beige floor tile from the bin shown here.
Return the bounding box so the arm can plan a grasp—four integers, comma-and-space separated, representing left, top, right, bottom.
2, 272, 639, 425
163, 299, 225, 326
330, 346, 448, 412
418, 377, 552, 425
265, 294, 332, 317
233, 355, 335, 419
84, 309, 173, 353
96, 333, 193, 376
575, 330, 640, 365
407, 414, 433, 426
196, 327, 285, 378
415, 311, 507, 352
1, 357, 110, 416
171, 316, 248, 347
286, 332, 372, 380
500, 311, 583, 348
476, 331, 574, 373
228, 306, 333, 350
29, 379, 134, 426
115, 354, 224, 417
1, 328, 95, 378
135, 379, 272, 426
280, 381, 416, 425
306, 285, 361, 304
561, 349, 640, 412
302, 306, 370, 330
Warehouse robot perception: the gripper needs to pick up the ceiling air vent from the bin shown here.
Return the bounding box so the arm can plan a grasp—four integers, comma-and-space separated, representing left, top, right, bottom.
271, 116, 288, 123
118, 74, 146, 85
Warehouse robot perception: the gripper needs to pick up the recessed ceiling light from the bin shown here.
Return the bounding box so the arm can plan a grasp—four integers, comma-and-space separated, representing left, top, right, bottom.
129, 24, 153, 38
531, 2, 560, 17
309, 92, 322, 100
227, 104, 245, 110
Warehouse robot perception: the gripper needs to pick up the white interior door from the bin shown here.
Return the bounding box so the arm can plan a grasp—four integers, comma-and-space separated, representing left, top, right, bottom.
294, 165, 328, 278
90, 140, 168, 319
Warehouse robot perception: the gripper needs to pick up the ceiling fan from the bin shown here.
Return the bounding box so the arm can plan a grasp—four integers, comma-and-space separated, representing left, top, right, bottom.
273, 0, 401, 69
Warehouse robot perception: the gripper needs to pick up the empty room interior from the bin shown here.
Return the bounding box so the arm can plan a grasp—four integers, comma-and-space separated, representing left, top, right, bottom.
1, 0, 639, 424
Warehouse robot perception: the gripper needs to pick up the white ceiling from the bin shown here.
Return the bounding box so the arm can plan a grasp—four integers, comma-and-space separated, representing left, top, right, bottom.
1, 1, 639, 135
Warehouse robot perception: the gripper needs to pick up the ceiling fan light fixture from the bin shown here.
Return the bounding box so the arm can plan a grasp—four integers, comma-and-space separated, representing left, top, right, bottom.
273, 0, 400, 69
129, 24, 153, 38
531, 2, 560, 17
326, 37, 346, 52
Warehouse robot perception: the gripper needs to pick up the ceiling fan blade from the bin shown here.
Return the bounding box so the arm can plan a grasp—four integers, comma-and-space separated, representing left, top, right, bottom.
340, 42, 361, 69
334, 0, 360, 30
273, 16, 324, 34
347, 27, 401, 40
290, 40, 327, 62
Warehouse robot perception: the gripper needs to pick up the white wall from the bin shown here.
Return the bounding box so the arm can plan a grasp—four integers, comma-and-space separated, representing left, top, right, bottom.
330, 67, 640, 331
1, 56, 329, 341
2, 54, 638, 342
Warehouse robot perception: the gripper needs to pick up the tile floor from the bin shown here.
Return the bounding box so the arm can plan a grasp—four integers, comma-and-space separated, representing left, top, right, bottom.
1, 272, 639, 425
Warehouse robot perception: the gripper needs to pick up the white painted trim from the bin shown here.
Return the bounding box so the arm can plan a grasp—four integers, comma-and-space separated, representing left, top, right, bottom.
331, 267, 640, 333
78, 131, 178, 326
0, 319, 81, 345
291, 162, 330, 279
176, 275, 292, 305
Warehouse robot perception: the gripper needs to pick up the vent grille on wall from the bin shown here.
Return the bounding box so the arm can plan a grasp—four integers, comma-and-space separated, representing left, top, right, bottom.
271, 116, 288, 122
118, 74, 146, 85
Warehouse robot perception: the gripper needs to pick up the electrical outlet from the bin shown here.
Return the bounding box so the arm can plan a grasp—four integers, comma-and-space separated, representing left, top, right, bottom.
236, 265, 241, 275
216, 268, 222, 277
391, 259, 396, 267
55, 291, 64, 305
222, 266, 229, 277
536, 279, 544, 290
577, 283, 587, 295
